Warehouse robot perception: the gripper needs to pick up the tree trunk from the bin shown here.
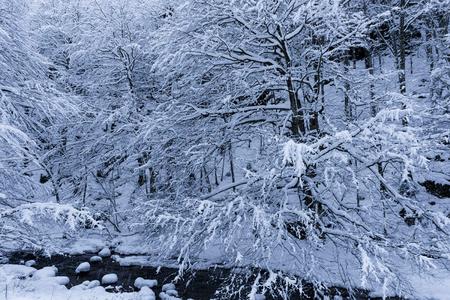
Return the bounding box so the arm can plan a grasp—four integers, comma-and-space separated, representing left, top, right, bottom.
365, 49, 376, 117
278, 31, 306, 137
287, 75, 305, 136
398, 0, 406, 96
424, 25, 435, 71
228, 142, 236, 191
344, 54, 352, 121
398, 0, 408, 126
149, 168, 157, 193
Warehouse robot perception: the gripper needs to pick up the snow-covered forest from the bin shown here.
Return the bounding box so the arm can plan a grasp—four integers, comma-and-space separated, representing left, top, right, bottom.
1, 0, 449, 299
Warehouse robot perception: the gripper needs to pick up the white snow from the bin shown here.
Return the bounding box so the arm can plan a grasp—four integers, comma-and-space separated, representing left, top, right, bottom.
33, 266, 57, 279
161, 283, 176, 292
75, 262, 90, 273
166, 290, 179, 297
112, 254, 153, 267
0, 264, 36, 278
98, 247, 112, 257
25, 259, 36, 267
88, 280, 101, 289
159, 283, 179, 300
0, 257, 9, 264
134, 277, 157, 289
159, 292, 181, 300
139, 286, 156, 300
54, 276, 70, 285
64, 237, 107, 255
89, 255, 103, 263
410, 271, 450, 300
101, 273, 118, 284
71, 280, 90, 290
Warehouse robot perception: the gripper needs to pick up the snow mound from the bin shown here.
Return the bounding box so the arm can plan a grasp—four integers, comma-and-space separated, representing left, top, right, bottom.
98, 247, 112, 257
33, 266, 57, 279
54, 276, 70, 285
160, 283, 179, 300
102, 273, 118, 284
75, 262, 90, 273
139, 286, 156, 300
161, 283, 176, 292
64, 237, 107, 255
134, 277, 157, 289
112, 255, 152, 267
166, 290, 178, 297
0, 257, 9, 264
88, 280, 101, 289
0, 264, 36, 278
25, 259, 36, 267
159, 292, 180, 300
90, 255, 103, 263
72, 280, 90, 290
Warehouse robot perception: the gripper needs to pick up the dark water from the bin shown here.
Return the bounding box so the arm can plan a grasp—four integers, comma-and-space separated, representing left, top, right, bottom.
6, 251, 398, 300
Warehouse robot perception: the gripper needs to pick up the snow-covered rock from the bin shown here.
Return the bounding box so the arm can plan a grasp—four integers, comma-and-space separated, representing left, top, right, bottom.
254, 294, 266, 300
0, 263, 151, 300
112, 255, 152, 267
75, 262, 90, 274
54, 276, 70, 285
66, 238, 107, 256
98, 247, 111, 257
72, 281, 91, 291
88, 280, 101, 289
0, 264, 35, 278
159, 284, 179, 300
101, 273, 118, 285
90, 255, 103, 263
25, 260, 36, 267
159, 292, 181, 300
161, 283, 176, 292
33, 266, 57, 279
166, 289, 179, 297
0, 257, 9, 264
134, 277, 158, 289
139, 286, 156, 300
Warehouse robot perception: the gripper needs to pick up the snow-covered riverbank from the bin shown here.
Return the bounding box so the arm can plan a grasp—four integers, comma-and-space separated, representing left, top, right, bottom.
0, 263, 156, 300
3, 233, 450, 300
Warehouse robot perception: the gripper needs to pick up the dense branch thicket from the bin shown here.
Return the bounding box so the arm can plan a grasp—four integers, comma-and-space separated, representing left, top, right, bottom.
1, 0, 449, 298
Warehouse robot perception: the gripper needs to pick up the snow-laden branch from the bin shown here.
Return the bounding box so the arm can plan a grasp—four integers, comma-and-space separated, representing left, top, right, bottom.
0, 202, 100, 231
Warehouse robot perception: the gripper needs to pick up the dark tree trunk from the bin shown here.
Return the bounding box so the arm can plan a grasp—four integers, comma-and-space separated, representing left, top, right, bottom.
365, 49, 376, 117
398, 0, 406, 96
344, 54, 352, 121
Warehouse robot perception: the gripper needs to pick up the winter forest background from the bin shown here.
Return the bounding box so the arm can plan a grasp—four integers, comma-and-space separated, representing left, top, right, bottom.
0, 0, 449, 299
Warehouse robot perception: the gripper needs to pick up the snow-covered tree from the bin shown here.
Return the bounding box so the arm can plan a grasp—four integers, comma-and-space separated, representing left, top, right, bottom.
1, 0, 449, 298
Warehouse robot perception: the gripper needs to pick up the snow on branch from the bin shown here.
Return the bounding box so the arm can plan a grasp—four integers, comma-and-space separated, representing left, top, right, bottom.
0, 202, 100, 231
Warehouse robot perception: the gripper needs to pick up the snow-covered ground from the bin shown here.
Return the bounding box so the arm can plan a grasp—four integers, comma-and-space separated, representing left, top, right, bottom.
0, 264, 155, 300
